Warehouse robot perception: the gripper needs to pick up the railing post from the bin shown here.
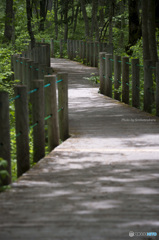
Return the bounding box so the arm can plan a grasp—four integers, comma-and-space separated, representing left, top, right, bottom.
73, 40, 76, 59
82, 41, 86, 64
132, 59, 140, 108
70, 40, 73, 60
79, 40, 82, 59
32, 80, 45, 162
51, 39, 54, 58
90, 42, 94, 67
144, 60, 153, 113
114, 55, 121, 101
104, 54, 113, 97
156, 62, 159, 116
60, 39, 63, 58
122, 57, 129, 104
57, 73, 69, 141
17, 56, 22, 82
67, 39, 70, 59
76, 40, 80, 57
14, 85, 30, 177
38, 64, 47, 79
86, 41, 90, 65
22, 58, 29, 86
32, 62, 39, 81
13, 54, 18, 80
94, 41, 99, 67
26, 60, 34, 91
45, 75, 59, 151
99, 52, 106, 95
0, 92, 11, 185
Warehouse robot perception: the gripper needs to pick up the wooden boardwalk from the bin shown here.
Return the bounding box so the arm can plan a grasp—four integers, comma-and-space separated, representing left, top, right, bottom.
0, 58, 159, 240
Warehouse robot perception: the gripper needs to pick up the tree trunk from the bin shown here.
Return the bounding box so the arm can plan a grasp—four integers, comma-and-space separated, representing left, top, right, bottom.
39, 0, 48, 31
120, 0, 125, 48
141, 0, 150, 61
109, 0, 115, 44
148, 0, 158, 62
26, 0, 35, 49
4, 0, 13, 42
91, 0, 99, 40
80, 0, 90, 39
48, 0, 53, 11
64, 0, 69, 42
54, 0, 58, 39
128, 0, 140, 46
73, 4, 80, 33
99, 0, 105, 28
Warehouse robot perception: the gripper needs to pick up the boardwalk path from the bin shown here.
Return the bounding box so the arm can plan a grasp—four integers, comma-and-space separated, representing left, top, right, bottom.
0, 59, 159, 240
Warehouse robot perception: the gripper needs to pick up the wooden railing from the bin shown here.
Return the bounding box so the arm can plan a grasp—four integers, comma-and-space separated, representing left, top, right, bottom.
0, 43, 69, 186
99, 53, 159, 116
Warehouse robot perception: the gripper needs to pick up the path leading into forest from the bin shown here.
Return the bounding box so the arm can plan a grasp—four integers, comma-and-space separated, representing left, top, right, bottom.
0, 58, 159, 240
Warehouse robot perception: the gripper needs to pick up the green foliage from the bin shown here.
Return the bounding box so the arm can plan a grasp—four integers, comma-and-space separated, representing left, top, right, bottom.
0, 47, 14, 83
83, 73, 100, 85
0, 158, 10, 192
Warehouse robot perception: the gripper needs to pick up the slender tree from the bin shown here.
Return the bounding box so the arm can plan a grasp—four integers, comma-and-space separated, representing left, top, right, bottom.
3, 0, 13, 42
148, 0, 158, 62
141, 0, 150, 61
54, 0, 58, 39
39, 0, 48, 31
128, 0, 140, 46
80, 0, 90, 39
91, 0, 99, 40
26, 0, 35, 49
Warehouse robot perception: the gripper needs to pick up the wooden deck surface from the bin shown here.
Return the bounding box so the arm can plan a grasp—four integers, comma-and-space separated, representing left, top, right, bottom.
0, 58, 159, 240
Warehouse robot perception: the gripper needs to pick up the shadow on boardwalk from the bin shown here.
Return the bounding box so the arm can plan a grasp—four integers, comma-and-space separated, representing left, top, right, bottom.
0, 58, 159, 240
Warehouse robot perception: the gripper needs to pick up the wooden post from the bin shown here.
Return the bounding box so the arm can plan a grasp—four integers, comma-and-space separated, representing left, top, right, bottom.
99, 52, 106, 95
21, 58, 27, 85
31, 62, 39, 90
72, 40, 76, 59
67, 39, 70, 59
41, 45, 47, 66
13, 54, 18, 80
79, 40, 82, 59
14, 85, 30, 177
57, 72, 69, 141
51, 39, 54, 58
86, 41, 90, 65
132, 59, 140, 108
76, 40, 80, 57
45, 67, 54, 76
156, 62, 159, 116
82, 41, 86, 64
16, 56, 22, 82
34, 46, 39, 63
60, 39, 63, 58
26, 60, 34, 91
23, 58, 30, 87
104, 54, 113, 97
90, 42, 94, 67
38, 64, 47, 79
122, 57, 129, 104
114, 55, 121, 101
32, 80, 45, 162
144, 60, 153, 113
45, 75, 59, 151
102, 42, 107, 52
0, 92, 11, 185
94, 42, 99, 67
70, 40, 73, 60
